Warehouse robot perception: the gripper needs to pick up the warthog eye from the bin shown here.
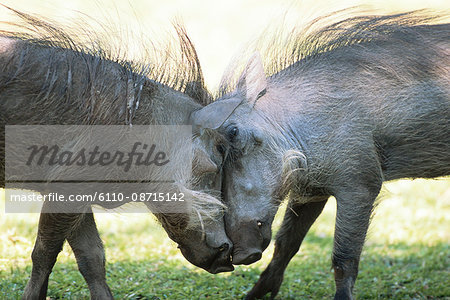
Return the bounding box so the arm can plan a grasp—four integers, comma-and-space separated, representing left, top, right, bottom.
227, 126, 239, 141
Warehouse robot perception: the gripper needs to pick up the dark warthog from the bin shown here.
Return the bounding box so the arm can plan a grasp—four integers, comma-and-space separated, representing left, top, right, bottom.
192, 12, 450, 299
0, 9, 232, 300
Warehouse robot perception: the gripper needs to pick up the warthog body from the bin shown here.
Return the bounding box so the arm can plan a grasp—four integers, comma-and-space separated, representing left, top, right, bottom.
0, 9, 232, 299
192, 12, 450, 299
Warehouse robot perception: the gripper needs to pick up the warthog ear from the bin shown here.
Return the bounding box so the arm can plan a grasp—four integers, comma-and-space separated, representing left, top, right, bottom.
237, 52, 267, 106
192, 148, 218, 176
190, 97, 242, 130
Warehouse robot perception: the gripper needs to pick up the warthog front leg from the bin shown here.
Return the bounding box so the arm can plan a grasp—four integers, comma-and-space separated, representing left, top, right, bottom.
67, 210, 113, 299
246, 196, 328, 300
23, 212, 83, 300
332, 185, 380, 300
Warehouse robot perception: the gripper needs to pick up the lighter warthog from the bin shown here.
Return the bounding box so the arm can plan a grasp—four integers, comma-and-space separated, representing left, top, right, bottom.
192, 12, 450, 299
0, 9, 232, 300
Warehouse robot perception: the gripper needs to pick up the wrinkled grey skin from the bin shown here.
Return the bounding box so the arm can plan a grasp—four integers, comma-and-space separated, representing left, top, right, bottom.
0, 21, 233, 300
193, 19, 450, 299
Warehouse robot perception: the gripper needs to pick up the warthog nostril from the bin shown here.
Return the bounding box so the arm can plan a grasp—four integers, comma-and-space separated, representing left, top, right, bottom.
218, 243, 230, 252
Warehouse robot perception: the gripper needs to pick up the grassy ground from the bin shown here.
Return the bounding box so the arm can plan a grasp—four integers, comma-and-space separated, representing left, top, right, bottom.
1, 178, 449, 299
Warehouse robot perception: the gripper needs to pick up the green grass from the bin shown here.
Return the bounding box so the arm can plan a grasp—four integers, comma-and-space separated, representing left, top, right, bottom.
1, 178, 449, 299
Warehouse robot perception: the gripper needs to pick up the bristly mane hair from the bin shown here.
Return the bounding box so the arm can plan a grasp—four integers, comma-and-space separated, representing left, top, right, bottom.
218, 9, 447, 97
0, 5, 212, 107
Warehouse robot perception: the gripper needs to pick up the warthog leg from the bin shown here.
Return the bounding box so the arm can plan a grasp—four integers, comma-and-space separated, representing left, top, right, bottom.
246, 196, 328, 300
332, 185, 380, 300
67, 210, 113, 300
22, 210, 83, 300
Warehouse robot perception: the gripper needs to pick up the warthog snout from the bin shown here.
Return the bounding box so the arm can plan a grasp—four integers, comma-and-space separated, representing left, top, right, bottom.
227, 219, 271, 265
178, 239, 234, 274
208, 242, 234, 273
174, 215, 234, 274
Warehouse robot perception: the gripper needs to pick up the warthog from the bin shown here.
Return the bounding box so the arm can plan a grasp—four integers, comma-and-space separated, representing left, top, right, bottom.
192, 12, 450, 299
0, 8, 232, 300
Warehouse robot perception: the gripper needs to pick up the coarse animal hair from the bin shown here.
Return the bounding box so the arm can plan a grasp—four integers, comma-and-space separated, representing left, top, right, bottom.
218, 9, 447, 97
0, 5, 212, 110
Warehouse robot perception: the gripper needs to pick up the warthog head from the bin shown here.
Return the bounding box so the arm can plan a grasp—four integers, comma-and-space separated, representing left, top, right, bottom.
191, 54, 291, 265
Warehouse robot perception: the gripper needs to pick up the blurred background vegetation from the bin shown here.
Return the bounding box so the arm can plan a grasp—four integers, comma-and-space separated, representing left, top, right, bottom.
1, 0, 449, 299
